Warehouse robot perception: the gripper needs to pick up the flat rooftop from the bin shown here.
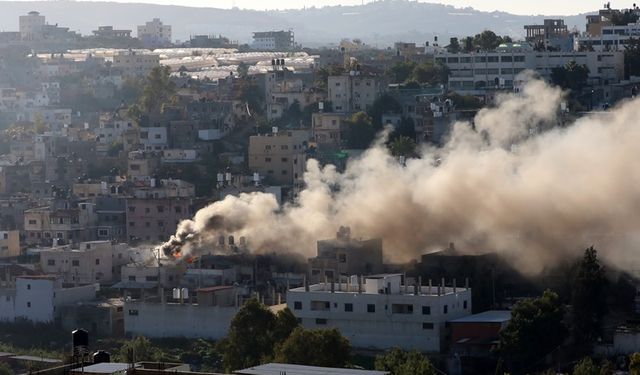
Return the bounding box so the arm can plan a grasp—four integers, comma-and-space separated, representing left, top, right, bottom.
235, 363, 389, 375
74, 363, 134, 374
449, 310, 512, 324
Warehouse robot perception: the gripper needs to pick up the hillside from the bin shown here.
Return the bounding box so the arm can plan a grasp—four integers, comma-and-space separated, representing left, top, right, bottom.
0, 0, 589, 46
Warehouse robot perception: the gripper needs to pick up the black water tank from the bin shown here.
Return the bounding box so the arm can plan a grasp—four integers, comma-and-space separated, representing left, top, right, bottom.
93, 351, 111, 364
72, 329, 89, 350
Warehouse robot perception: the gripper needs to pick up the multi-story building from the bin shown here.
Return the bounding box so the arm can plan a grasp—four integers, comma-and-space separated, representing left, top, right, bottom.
252, 30, 295, 50
0, 230, 20, 259
124, 286, 242, 339
308, 226, 384, 283
24, 201, 98, 246
575, 22, 640, 52
311, 112, 348, 148
525, 19, 569, 44
127, 151, 160, 180
125, 196, 196, 243
109, 51, 160, 78
95, 196, 127, 243
39, 240, 131, 284
436, 47, 625, 93
328, 73, 382, 113
248, 129, 309, 186
19, 11, 45, 41
92, 26, 132, 39
287, 273, 472, 352
137, 18, 172, 47
0, 275, 96, 323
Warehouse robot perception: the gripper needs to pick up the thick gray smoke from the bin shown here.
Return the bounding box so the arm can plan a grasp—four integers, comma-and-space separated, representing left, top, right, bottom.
158, 79, 640, 274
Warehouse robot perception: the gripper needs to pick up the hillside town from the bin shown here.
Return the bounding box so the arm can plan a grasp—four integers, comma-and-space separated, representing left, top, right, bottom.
1, 2, 640, 375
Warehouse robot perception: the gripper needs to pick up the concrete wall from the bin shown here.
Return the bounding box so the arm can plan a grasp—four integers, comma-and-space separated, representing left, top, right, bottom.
124, 301, 238, 339
287, 285, 472, 352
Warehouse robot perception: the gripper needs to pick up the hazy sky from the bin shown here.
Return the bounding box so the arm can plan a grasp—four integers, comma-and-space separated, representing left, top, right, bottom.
5, 0, 614, 15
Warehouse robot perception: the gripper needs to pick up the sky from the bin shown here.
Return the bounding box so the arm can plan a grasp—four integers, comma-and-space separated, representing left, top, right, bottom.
5, 0, 615, 16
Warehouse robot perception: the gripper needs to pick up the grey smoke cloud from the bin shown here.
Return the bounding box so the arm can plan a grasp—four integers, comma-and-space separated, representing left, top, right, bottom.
158, 79, 640, 274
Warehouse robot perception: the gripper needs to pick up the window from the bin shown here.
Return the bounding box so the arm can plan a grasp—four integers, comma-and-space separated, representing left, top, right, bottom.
501, 55, 513, 62
315, 318, 327, 325
72, 260, 80, 267
98, 229, 108, 236
128, 206, 136, 213
27, 302, 31, 308
345, 303, 353, 312
338, 253, 347, 263
281, 170, 287, 175
367, 304, 376, 313
28, 220, 37, 225
129, 222, 135, 227
392, 304, 414, 314
422, 306, 431, 315
422, 322, 434, 330
128, 276, 136, 281
95, 259, 100, 265
463, 300, 468, 309
145, 276, 158, 282
281, 157, 288, 162
145, 207, 150, 214
311, 301, 331, 311
294, 301, 302, 310
443, 305, 448, 314
157, 206, 164, 213
158, 221, 164, 227
47, 259, 55, 266
27, 284, 31, 290
175, 206, 182, 213
265, 157, 272, 162
128, 309, 139, 316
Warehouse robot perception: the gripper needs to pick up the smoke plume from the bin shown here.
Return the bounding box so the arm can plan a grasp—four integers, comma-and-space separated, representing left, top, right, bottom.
158, 79, 640, 274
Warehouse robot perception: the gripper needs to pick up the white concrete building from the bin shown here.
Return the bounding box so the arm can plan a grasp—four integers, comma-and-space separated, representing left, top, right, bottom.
575, 22, 640, 52
19, 11, 45, 41
124, 286, 241, 339
139, 127, 168, 151
39, 241, 132, 285
328, 74, 381, 113
287, 274, 472, 352
436, 48, 625, 93
137, 19, 172, 47
109, 51, 160, 78
0, 276, 96, 323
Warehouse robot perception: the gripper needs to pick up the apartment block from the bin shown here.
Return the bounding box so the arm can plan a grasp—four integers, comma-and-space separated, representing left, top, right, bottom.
287, 274, 472, 352
248, 129, 309, 186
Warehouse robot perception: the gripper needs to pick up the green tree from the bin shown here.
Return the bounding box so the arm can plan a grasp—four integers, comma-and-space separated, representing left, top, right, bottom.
473, 30, 502, 51
273, 308, 300, 344
411, 61, 449, 86
447, 37, 461, 53
345, 111, 376, 149
127, 66, 176, 125
119, 336, 161, 362
388, 61, 417, 83
220, 299, 277, 372
630, 352, 640, 375
274, 327, 351, 368
374, 347, 437, 375
389, 136, 417, 159
462, 36, 475, 53
551, 60, 590, 92
0, 362, 14, 375
497, 290, 567, 372
571, 247, 607, 345
572, 357, 599, 375
368, 94, 402, 129
237, 62, 250, 78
